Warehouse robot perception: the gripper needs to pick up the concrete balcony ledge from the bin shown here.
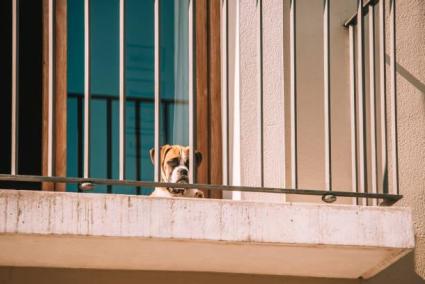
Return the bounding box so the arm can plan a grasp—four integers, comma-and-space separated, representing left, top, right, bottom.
0, 190, 414, 279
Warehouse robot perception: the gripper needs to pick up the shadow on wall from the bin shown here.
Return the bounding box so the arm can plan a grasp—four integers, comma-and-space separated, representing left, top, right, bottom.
386, 54, 425, 96
365, 252, 425, 284
0, 267, 363, 284
1, 254, 424, 284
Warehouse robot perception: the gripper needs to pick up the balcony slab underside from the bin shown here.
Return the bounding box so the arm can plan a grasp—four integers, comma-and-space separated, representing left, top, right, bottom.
0, 190, 414, 279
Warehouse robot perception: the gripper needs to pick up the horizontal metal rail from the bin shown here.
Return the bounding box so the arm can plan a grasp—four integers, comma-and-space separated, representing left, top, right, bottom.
0, 174, 402, 204
68, 93, 188, 105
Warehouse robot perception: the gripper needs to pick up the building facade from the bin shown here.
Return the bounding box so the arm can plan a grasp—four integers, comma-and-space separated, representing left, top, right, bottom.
0, 0, 424, 283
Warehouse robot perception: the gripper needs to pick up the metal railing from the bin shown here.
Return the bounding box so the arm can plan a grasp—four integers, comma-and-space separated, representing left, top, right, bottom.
68, 93, 186, 194
2, 0, 401, 205
344, 0, 399, 205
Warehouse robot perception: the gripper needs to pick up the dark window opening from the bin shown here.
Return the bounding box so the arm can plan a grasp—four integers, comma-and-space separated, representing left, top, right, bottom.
0, 0, 43, 190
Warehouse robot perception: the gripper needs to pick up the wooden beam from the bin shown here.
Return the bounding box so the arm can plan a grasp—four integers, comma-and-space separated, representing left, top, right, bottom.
42, 0, 53, 191
196, 0, 209, 196
42, 0, 67, 191
196, 0, 223, 198
55, 0, 67, 191
208, 0, 222, 199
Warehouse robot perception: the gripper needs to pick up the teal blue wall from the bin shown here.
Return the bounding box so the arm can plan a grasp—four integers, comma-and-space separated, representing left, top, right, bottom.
67, 0, 187, 194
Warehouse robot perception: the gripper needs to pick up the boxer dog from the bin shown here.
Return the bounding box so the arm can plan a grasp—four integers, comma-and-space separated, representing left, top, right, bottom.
149, 145, 204, 198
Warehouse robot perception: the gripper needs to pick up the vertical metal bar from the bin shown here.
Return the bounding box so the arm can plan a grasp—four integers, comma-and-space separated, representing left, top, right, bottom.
390, 0, 399, 195
154, 0, 161, 182
369, 4, 378, 205
188, 0, 197, 184
47, 0, 55, 177
11, 0, 19, 175
349, 25, 358, 205
163, 102, 169, 144
258, 0, 264, 187
221, 0, 229, 186
84, 0, 91, 178
282, 2, 286, 191
232, 0, 241, 200
357, 0, 367, 205
379, 0, 388, 194
119, 0, 126, 180
106, 99, 112, 194
77, 96, 83, 192
135, 101, 141, 195
323, 0, 331, 191
290, 0, 298, 189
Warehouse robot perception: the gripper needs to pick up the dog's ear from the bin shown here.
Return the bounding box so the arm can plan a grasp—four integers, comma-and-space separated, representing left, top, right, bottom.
149, 148, 155, 165
150, 145, 172, 165
195, 150, 202, 167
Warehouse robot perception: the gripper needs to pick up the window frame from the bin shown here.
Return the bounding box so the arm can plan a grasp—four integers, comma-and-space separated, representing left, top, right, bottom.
42, 0, 223, 197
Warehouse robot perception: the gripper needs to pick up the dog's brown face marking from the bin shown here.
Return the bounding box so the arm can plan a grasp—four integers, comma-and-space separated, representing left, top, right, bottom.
150, 145, 202, 184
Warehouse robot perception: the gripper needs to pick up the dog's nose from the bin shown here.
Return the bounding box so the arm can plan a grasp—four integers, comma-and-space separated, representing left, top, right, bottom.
178, 168, 188, 176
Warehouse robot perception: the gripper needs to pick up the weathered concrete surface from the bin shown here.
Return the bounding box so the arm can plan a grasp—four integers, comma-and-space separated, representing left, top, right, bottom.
0, 190, 414, 279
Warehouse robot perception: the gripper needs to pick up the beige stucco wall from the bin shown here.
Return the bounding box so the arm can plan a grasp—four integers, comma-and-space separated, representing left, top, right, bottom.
231, 0, 425, 282
388, 0, 425, 281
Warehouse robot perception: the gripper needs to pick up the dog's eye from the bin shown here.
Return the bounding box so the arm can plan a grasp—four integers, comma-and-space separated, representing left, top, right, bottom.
185, 160, 189, 168
167, 159, 179, 166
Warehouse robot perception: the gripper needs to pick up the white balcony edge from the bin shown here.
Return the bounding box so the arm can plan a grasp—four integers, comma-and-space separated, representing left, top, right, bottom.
0, 190, 414, 279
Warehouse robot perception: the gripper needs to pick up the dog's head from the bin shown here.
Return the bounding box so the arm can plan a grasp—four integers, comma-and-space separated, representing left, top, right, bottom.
149, 145, 202, 185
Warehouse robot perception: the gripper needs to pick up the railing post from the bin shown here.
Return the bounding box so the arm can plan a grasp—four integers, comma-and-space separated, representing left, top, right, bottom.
258, 0, 264, 187
47, 0, 56, 177
221, 0, 229, 186
369, 4, 378, 205
106, 98, 113, 193
189, 0, 197, 184
119, 0, 126, 180
11, 0, 20, 176
290, 0, 298, 189
323, 0, 331, 191
77, 97, 83, 187
356, 0, 367, 205
154, 0, 161, 183
379, 0, 388, 195
349, 25, 358, 205
390, 0, 399, 196
84, 0, 91, 178
135, 101, 141, 194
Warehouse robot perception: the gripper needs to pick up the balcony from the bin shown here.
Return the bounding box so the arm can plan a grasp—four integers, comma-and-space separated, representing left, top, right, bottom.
0, 189, 414, 279
0, 0, 418, 281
